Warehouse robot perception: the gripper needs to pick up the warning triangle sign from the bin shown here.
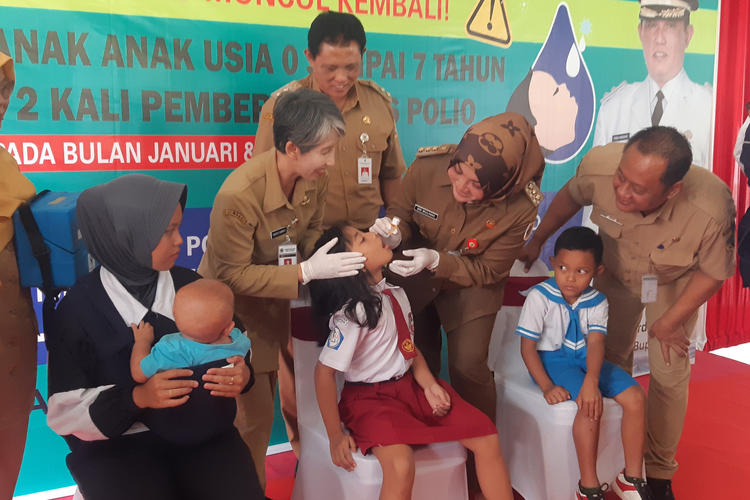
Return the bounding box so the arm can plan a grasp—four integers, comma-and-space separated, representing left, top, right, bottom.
466, 0, 513, 48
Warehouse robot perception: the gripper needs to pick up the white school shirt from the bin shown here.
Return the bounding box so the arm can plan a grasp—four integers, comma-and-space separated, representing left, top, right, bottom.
515, 286, 609, 352
318, 279, 414, 383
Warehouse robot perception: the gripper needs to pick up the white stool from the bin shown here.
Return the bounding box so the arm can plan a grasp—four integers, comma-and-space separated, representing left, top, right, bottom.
491, 262, 625, 500
291, 334, 469, 500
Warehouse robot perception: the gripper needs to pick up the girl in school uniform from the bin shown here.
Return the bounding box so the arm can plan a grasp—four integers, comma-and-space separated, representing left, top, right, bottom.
310, 225, 513, 500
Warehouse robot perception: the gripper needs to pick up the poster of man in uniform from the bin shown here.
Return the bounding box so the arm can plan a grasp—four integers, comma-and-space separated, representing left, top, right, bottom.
593, 0, 713, 168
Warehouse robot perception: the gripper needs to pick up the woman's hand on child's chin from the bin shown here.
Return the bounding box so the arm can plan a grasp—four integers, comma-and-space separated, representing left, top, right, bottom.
329, 433, 358, 472
133, 369, 197, 409
542, 385, 571, 405
202, 355, 250, 397
424, 383, 452, 418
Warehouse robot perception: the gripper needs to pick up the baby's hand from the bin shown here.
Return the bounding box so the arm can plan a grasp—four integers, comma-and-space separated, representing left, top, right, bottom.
131, 321, 154, 344
424, 382, 452, 418
543, 385, 571, 405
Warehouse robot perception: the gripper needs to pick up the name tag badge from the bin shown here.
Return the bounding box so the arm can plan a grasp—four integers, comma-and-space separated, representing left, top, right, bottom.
278, 244, 298, 266
612, 133, 630, 142
358, 157, 373, 184
414, 204, 438, 220
271, 226, 288, 239
641, 274, 658, 303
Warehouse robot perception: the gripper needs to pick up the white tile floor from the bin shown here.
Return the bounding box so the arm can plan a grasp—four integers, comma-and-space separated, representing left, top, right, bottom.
711, 342, 750, 365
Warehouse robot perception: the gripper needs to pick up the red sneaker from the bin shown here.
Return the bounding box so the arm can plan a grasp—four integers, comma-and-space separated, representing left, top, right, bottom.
612, 471, 654, 500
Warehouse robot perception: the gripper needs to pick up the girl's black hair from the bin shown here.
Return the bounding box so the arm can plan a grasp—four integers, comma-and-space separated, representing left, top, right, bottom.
309, 226, 382, 330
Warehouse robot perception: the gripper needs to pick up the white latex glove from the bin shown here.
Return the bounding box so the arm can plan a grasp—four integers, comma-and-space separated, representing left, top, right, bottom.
369, 217, 402, 249
388, 248, 439, 277
300, 237, 366, 284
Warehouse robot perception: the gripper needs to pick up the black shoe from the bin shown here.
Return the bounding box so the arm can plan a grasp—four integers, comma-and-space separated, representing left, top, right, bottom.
646, 478, 675, 500
576, 482, 610, 500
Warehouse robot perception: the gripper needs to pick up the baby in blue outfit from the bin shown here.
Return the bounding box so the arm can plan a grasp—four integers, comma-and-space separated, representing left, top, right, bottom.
130, 279, 251, 383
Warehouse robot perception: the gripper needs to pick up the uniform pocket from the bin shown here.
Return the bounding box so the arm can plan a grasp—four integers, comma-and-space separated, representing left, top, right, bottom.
594, 215, 622, 239
649, 245, 695, 277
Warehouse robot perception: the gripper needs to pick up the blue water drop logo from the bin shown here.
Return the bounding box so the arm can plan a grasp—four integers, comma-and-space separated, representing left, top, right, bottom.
506, 2, 596, 164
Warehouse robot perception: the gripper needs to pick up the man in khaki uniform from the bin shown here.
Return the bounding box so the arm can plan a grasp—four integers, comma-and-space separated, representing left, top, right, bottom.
0, 53, 39, 500
199, 89, 363, 490
255, 12, 406, 230
255, 11, 406, 458
521, 127, 735, 500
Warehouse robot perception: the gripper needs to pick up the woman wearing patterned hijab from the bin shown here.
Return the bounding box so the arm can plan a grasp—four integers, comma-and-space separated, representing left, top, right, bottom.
370, 112, 545, 498
45, 174, 263, 500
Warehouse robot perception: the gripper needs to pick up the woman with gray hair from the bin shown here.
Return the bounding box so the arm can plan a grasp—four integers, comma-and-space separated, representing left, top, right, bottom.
198, 87, 363, 489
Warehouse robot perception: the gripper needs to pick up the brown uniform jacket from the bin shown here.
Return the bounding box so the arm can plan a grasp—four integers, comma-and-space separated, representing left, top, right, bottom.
198, 149, 327, 373
387, 145, 540, 331
0, 148, 35, 255
255, 76, 405, 229
1, 54, 35, 260
568, 143, 736, 292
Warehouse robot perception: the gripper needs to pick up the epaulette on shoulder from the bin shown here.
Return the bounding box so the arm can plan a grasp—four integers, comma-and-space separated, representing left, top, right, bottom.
416, 144, 455, 157
600, 81, 628, 104
685, 168, 735, 223
359, 79, 392, 101
272, 80, 302, 99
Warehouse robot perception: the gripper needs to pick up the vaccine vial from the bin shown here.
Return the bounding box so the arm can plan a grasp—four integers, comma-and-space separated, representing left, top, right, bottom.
389, 217, 401, 235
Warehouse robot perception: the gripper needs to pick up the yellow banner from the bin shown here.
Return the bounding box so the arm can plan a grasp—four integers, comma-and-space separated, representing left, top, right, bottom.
0, 0, 717, 53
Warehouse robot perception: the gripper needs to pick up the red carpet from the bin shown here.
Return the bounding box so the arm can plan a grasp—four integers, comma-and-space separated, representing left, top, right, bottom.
54, 351, 749, 500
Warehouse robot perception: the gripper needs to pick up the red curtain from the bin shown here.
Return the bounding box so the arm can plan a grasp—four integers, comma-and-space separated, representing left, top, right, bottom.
706, 0, 750, 350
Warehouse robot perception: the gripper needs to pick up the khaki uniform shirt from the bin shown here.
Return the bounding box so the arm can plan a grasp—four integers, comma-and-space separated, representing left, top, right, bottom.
568, 143, 736, 294
0, 147, 36, 256
198, 149, 327, 373
387, 146, 540, 331
1, 54, 35, 265
255, 76, 406, 229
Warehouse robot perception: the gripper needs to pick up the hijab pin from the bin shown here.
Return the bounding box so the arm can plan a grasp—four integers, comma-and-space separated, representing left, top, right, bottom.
360, 133, 370, 144
301, 196, 310, 205
363, 116, 371, 124
672, 237, 680, 243
467, 238, 479, 249
486, 220, 496, 229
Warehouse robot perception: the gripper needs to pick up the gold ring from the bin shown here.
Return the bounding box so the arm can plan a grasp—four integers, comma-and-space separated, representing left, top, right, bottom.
230, 376, 234, 385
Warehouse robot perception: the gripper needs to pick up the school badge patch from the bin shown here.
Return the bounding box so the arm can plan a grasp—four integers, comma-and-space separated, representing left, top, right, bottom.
327, 326, 344, 350
401, 338, 415, 354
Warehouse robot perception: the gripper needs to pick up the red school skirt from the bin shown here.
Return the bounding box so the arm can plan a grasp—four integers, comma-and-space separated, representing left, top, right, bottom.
338, 371, 498, 455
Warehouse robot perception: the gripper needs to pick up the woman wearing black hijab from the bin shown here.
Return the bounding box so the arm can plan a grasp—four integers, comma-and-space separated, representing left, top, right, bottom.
370, 112, 545, 498
45, 174, 263, 500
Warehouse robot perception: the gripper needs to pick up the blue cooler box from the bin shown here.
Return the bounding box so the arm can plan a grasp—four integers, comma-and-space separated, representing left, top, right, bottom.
13, 191, 93, 288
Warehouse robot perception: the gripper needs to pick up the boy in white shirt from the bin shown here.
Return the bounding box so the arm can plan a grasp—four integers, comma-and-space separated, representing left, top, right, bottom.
517, 227, 650, 500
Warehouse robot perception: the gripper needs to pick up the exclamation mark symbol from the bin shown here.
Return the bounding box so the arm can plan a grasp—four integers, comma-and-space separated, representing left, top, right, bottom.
487, 0, 495, 31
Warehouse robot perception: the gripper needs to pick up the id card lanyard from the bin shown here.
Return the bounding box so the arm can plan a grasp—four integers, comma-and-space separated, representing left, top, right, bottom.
358, 133, 372, 184
278, 218, 299, 266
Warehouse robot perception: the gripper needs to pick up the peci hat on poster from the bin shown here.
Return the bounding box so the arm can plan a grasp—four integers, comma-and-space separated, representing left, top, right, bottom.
639, 0, 699, 21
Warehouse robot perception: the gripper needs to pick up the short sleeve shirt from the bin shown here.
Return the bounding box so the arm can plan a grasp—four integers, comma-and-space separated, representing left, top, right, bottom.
567, 143, 736, 289
319, 280, 413, 383
140, 328, 251, 379
515, 285, 609, 352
